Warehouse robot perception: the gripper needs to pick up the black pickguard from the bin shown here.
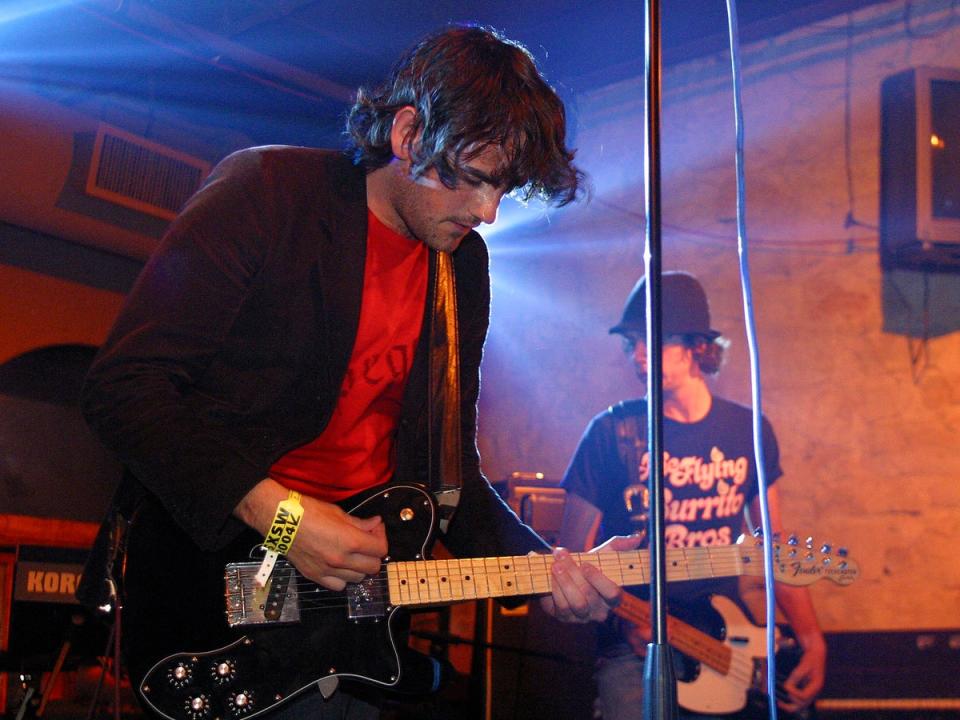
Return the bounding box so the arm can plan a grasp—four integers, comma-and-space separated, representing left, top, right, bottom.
122, 483, 437, 720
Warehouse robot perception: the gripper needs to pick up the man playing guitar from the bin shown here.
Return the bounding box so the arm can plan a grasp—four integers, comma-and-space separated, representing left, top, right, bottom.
559, 271, 827, 719
78, 25, 635, 720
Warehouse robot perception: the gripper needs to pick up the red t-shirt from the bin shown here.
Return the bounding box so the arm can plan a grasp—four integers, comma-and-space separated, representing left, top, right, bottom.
269, 210, 428, 501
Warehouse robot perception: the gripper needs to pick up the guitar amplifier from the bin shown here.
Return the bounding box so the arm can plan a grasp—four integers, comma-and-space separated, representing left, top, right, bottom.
494, 472, 566, 545
817, 629, 960, 719
479, 475, 593, 719
474, 598, 596, 720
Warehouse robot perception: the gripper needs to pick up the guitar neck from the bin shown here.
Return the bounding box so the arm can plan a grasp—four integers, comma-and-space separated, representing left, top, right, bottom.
613, 592, 732, 675
386, 545, 760, 606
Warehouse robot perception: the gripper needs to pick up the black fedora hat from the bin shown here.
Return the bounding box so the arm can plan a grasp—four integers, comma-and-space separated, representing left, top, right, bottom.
609, 271, 721, 339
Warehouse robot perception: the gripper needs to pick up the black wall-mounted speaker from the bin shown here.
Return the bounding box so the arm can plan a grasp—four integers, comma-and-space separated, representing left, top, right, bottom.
880, 66, 960, 272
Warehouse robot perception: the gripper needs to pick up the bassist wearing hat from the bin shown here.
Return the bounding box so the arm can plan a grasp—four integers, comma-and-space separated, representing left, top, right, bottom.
559, 271, 827, 719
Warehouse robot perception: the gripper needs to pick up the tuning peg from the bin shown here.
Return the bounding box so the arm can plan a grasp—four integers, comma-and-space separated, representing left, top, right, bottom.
805, 536, 814, 549
838, 561, 848, 570
820, 543, 832, 554
837, 547, 848, 557
822, 556, 831, 566
753, 527, 763, 538
787, 534, 799, 546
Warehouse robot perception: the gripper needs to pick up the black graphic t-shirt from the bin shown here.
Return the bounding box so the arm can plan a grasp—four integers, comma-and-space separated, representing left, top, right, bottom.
562, 396, 781, 643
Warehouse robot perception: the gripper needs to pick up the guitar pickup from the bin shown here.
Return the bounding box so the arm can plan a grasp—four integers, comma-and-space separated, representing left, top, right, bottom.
224, 561, 302, 627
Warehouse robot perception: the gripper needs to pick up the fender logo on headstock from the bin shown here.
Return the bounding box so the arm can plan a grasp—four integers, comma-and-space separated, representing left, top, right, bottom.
787, 561, 858, 585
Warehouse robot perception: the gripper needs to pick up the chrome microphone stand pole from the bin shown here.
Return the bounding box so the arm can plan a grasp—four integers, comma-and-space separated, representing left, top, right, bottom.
641, 0, 678, 717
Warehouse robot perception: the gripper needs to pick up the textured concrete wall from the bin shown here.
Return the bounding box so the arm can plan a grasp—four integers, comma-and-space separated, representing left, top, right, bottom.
478, 0, 960, 631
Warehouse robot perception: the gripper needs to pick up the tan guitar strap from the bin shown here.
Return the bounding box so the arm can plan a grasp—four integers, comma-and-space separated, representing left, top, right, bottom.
611, 399, 648, 485
612, 400, 650, 537
429, 251, 461, 534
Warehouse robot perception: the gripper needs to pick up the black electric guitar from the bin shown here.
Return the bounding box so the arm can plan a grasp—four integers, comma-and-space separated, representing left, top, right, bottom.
122, 483, 859, 720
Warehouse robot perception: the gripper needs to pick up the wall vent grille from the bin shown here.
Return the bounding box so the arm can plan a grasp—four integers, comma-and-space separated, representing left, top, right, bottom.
85, 124, 210, 220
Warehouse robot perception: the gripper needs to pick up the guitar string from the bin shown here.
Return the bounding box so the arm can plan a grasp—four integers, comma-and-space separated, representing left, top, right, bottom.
229, 563, 760, 599
233, 555, 768, 594
250, 548, 772, 585
241, 545, 776, 572
226, 546, 805, 618
229, 543, 827, 602
226, 557, 766, 616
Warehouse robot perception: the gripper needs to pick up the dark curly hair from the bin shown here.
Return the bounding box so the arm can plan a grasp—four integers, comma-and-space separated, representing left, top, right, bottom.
684, 334, 729, 376
346, 25, 583, 206
621, 333, 729, 376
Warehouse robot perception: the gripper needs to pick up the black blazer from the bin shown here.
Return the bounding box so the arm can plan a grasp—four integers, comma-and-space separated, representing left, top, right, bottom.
79, 147, 547, 594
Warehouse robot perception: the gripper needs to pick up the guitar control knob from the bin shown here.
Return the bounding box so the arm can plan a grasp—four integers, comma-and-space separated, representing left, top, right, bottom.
166, 661, 195, 689
210, 659, 236, 685
184, 693, 212, 719
228, 690, 255, 716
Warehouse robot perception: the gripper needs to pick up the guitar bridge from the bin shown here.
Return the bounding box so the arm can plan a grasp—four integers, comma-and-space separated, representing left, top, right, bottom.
346, 573, 388, 621
224, 561, 301, 627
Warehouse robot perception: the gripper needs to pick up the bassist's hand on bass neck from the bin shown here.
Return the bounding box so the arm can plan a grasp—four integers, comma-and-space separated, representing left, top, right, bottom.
234, 477, 388, 591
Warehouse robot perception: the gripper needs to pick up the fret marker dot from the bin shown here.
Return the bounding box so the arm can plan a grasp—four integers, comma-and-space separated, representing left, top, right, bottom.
419, 579, 426, 584
465, 576, 471, 581
506, 581, 513, 587
401, 580, 407, 585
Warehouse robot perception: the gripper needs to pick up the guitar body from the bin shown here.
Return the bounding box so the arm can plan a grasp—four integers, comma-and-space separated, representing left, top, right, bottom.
674, 595, 808, 719
122, 483, 438, 720
675, 595, 767, 715
122, 486, 847, 720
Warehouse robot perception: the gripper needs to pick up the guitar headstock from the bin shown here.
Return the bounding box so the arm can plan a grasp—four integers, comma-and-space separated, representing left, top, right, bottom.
738, 533, 859, 586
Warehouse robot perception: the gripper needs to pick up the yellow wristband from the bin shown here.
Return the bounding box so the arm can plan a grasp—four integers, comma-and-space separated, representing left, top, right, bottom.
263, 490, 303, 555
